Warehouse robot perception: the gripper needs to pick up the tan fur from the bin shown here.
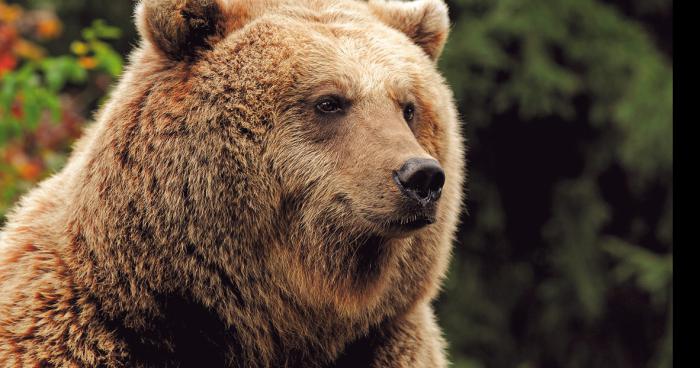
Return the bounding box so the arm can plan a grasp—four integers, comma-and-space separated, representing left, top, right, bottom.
0, 0, 465, 366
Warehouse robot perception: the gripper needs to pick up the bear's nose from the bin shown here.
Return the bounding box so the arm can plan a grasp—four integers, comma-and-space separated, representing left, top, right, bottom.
394, 158, 445, 205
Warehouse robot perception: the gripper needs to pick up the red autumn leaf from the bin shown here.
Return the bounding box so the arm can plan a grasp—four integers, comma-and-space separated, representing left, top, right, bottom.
0, 53, 17, 74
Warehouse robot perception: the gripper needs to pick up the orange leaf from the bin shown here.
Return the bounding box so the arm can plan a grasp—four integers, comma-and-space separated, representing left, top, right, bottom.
78, 56, 98, 70
36, 17, 61, 39
14, 39, 45, 60
0, 4, 23, 24
17, 162, 42, 181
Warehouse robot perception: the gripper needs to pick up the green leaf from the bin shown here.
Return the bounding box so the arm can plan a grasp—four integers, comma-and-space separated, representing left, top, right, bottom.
92, 41, 123, 77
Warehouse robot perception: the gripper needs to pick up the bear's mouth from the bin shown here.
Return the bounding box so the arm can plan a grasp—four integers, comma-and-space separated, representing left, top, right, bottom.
385, 215, 435, 231
357, 212, 436, 239
369, 212, 436, 238
348, 198, 438, 239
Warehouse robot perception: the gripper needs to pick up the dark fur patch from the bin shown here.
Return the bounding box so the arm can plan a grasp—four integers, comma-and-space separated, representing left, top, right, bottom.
102, 292, 242, 367
349, 234, 390, 284
327, 324, 384, 368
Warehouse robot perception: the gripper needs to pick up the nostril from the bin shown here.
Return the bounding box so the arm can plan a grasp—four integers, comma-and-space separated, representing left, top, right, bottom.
429, 170, 445, 197
395, 158, 445, 203
405, 167, 440, 199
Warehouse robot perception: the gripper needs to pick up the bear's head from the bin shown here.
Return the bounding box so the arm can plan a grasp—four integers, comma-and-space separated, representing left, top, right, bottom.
71, 0, 464, 328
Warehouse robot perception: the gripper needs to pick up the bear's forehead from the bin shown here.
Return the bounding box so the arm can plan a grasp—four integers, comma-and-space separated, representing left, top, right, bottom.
230, 0, 425, 61
220, 2, 429, 98
241, 0, 376, 22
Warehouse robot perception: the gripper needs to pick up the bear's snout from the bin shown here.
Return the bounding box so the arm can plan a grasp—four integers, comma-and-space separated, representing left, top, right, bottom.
393, 158, 445, 206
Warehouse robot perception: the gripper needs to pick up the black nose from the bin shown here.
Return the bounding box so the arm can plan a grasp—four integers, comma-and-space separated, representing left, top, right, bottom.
394, 158, 445, 205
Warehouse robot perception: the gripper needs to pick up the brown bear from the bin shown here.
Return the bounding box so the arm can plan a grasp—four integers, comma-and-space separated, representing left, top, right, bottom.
0, 0, 465, 366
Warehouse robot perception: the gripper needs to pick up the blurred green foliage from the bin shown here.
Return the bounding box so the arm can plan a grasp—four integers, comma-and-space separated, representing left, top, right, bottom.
1, 20, 121, 141
438, 0, 672, 367
0, 1, 123, 217
0, 0, 672, 367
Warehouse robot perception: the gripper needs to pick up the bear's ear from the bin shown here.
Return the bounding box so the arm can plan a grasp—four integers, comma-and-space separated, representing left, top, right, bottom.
136, 0, 237, 61
368, 0, 450, 61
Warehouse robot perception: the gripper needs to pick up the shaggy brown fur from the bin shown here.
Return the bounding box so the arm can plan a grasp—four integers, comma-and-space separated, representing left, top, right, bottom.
0, 0, 465, 366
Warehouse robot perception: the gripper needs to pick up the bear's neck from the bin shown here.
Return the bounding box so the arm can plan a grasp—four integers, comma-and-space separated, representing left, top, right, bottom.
63, 155, 376, 366
84, 272, 375, 367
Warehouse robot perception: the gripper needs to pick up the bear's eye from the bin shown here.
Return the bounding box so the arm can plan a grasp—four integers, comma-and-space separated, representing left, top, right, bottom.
315, 96, 343, 114
403, 103, 415, 123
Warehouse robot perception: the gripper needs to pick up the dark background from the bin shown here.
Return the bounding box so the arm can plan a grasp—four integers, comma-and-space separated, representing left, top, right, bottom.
1, 0, 672, 367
